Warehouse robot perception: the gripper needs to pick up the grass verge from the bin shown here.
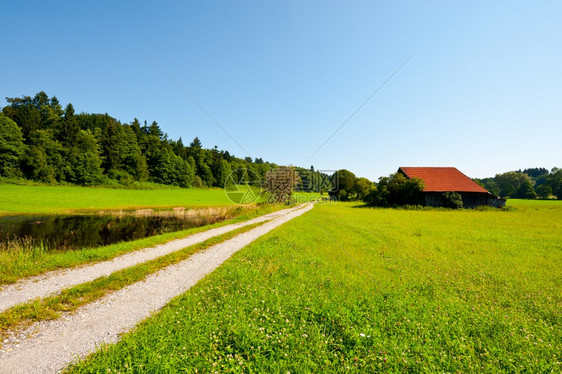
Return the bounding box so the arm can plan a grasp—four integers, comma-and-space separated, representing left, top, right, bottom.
68, 201, 561, 373
0, 203, 284, 285
0, 221, 267, 343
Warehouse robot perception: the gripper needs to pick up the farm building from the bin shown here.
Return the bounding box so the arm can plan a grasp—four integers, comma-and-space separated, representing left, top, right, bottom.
398, 167, 506, 208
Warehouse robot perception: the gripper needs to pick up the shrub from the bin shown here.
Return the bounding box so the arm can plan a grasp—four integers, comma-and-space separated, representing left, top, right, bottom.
192, 175, 204, 188
363, 172, 424, 207
442, 191, 463, 209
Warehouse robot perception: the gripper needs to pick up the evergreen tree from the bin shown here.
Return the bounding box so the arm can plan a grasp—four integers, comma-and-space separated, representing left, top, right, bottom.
148, 121, 163, 139
59, 103, 80, 145
65, 130, 104, 185
190, 137, 202, 148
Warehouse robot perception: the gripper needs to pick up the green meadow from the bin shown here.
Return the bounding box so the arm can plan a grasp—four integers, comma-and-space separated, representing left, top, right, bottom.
69, 201, 562, 373
0, 184, 323, 216
0, 184, 235, 215
507, 198, 562, 207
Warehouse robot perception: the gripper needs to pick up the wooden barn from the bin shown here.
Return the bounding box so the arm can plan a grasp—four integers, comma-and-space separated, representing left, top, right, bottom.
398, 167, 506, 208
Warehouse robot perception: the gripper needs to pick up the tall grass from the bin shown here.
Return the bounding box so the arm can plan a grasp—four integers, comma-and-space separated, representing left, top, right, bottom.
0, 237, 47, 275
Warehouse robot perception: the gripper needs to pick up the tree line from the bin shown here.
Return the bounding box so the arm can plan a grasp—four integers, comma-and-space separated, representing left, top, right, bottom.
0, 92, 282, 188
476, 168, 561, 200
1, 92, 559, 201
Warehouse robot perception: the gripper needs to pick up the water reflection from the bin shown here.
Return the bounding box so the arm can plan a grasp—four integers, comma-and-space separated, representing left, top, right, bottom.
0, 209, 228, 251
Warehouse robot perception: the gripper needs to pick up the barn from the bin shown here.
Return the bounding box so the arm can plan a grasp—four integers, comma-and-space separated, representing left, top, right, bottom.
398, 167, 506, 208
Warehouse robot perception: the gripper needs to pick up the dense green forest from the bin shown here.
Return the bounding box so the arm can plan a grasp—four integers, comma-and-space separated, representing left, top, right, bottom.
0, 92, 290, 188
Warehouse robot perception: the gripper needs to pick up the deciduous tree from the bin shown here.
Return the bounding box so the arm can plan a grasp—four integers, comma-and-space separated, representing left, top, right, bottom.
0, 115, 24, 178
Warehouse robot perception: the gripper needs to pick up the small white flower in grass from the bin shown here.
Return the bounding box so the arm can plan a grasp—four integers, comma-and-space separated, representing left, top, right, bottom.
360, 333, 366, 337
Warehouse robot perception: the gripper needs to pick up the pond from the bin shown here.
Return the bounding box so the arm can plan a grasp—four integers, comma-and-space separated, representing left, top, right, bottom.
0, 209, 230, 251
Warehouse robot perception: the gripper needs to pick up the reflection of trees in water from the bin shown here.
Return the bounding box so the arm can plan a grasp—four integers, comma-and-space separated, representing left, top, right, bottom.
0, 211, 230, 251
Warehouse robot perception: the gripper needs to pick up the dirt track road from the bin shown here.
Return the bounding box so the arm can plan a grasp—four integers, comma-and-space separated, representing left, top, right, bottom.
0, 203, 312, 374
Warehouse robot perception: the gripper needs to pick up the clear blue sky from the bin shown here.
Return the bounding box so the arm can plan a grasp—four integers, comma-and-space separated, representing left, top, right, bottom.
1, 1, 561, 180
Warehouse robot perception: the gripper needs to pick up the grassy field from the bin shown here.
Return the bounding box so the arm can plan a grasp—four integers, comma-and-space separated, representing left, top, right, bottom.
0, 184, 323, 215
507, 198, 562, 207
0, 184, 237, 215
69, 201, 562, 372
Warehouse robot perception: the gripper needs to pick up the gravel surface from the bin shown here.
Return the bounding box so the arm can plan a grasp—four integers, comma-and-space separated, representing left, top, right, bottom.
0, 205, 305, 314
0, 203, 312, 374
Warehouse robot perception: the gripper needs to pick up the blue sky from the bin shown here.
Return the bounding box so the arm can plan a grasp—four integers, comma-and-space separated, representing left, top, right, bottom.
1, 1, 561, 180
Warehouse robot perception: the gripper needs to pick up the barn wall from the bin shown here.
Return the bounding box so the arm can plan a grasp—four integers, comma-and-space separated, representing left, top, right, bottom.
485, 195, 506, 208
424, 193, 443, 207
423, 192, 505, 208
461, 193, 490, 208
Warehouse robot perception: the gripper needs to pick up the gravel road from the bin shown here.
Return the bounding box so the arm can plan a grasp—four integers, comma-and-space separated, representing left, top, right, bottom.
0, 203, 312, 374
0, 204, 305, 314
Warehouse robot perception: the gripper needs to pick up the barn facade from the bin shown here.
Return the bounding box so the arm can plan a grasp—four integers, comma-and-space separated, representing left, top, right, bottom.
398, 167, 506, 208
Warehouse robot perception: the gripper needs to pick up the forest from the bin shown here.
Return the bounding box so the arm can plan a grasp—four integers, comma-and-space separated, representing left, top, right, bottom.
0, 91, 304, 189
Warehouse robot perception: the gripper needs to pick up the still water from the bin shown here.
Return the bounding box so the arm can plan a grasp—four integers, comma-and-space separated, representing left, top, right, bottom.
0, 211, 226, 251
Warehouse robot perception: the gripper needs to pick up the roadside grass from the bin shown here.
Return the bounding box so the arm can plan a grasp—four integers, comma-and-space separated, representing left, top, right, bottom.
0, 203, 283, 285
0, 221, 266, 341
68, 201, 561, 373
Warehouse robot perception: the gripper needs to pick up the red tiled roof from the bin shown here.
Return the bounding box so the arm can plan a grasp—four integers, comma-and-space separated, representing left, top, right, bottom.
398, 167, 489, 193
